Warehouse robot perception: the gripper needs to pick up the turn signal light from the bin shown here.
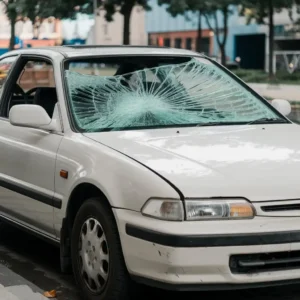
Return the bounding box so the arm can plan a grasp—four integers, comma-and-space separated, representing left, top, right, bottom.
60, 170, 68, 179
230, 203, 254, 218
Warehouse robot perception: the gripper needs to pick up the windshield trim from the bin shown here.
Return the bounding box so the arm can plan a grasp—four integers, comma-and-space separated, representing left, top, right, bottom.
62, 54, 290, 133
82, 121, 291, 133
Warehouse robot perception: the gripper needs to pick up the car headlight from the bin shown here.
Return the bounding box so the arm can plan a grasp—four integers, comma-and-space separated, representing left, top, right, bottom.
141, 198, 255, 221
141, 199, 184, 221
185, 199, 255, 220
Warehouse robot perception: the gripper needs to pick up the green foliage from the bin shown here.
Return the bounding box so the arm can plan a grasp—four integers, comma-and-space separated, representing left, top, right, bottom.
103, 0, 151, 21
239, 0, 299, 24
158, 0, 197, 17
100, 0, 151, 44
1, 0, 89, 20
157, 0, 237, 17
158, 0, 237, 15
31, 0, 88, 19
1, 0, 88, 50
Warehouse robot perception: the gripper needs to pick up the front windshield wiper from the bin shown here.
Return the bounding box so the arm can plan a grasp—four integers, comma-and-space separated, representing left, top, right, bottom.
196, 121, 245, 127
195, 118, 288, 127
247, 117, 288, 125
196, 122, 223, 127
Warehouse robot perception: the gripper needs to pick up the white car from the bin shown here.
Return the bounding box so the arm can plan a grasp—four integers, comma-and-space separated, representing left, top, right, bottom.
0, 46, 299, 300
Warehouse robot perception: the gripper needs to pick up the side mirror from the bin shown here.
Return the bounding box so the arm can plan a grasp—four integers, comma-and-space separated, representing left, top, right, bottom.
9, 104, 58, 131
271, 99, 292, 116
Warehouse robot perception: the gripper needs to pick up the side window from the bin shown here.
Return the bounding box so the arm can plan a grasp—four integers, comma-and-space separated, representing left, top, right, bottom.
68, 62, 119, 76
0, 56, 18, 100
18, 61, 55, 92
4, 59, 58, 119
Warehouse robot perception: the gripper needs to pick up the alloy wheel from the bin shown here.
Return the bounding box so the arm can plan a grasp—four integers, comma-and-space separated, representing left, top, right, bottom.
78, 218, 109, 293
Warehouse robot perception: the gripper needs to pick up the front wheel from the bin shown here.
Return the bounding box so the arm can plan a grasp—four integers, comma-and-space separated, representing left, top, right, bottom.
71, 198, 131, 300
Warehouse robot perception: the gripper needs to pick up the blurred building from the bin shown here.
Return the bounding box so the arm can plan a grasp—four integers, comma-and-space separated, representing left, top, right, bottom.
257, 6, 300, 73
0, 3, 147, 52
146, 2, 257, 64
146, 0, 300, 71
90, 5, 147, 45
62, 5, 147, 46
62, 13, 95, 45
149, 29, 214, 54
0, 2, 63, 53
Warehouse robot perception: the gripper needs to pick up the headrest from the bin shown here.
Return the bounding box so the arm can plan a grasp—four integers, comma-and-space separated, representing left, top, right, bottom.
34, 87, 57, 102
34, 87, 57, 117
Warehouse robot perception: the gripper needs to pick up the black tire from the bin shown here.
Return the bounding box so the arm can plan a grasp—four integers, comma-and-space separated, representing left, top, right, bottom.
71, 198, 131, 300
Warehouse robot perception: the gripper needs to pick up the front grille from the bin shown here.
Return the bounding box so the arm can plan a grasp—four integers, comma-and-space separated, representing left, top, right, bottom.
261, 204, 300, 212
230, 251, 300, 274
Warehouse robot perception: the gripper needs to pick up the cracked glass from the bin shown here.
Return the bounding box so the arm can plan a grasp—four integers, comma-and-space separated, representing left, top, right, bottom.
65, 57, 281, 132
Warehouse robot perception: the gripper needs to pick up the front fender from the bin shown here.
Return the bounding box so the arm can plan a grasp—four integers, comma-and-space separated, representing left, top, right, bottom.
53, 135, 180, 234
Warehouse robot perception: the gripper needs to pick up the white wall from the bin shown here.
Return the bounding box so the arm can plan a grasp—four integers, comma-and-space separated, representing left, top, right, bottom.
92, 6, 147, 45
62, 13, 94, 41
0, 2, 10, 39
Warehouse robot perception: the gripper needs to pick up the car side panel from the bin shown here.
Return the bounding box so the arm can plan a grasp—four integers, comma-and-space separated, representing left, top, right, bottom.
0, 119, 63, 236
53, 134, 180, 238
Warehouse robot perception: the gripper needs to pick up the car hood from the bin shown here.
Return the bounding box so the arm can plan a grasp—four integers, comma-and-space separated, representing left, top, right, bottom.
84, 124, 300, 201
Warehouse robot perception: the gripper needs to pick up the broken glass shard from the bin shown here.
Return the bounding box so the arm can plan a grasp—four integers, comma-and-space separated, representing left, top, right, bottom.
65, 58, 279, 132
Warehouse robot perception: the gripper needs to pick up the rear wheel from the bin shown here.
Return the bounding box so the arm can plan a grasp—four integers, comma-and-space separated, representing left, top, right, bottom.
71, 198, 131, 300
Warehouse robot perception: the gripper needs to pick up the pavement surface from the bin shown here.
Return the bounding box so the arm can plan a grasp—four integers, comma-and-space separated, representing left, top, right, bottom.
0, 224, 79, 300
0, 283, 48, 300
1, 224, 300, 300
249, 83, 300, 101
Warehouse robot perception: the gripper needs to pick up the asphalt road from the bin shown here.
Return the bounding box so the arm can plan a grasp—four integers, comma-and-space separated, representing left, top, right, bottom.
0, 224, 300, 300
288, 107, 300, 124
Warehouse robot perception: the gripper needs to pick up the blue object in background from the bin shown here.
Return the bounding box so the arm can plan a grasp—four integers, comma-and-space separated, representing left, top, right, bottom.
0, 36, 24, 55
0, 49, 8, 55
14, 36, 24, 48
63, 38, 86, 45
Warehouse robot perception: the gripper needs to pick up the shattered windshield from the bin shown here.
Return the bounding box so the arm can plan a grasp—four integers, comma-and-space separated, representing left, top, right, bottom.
64, 56, 283, 132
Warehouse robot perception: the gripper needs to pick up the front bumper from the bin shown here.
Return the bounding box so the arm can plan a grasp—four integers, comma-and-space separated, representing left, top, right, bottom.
113, 209, 300, 290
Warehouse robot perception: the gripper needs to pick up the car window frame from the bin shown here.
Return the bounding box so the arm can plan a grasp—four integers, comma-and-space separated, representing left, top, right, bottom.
0, 54, 64, 133
0, 55, 20, 117
17, 60, 55, 93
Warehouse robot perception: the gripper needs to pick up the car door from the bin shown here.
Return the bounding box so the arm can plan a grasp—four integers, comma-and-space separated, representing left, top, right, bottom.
0, 56, 63, 239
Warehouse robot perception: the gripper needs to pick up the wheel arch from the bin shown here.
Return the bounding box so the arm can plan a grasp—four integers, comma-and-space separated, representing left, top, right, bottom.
66, 182, 112, 229
60, 182, 114, 273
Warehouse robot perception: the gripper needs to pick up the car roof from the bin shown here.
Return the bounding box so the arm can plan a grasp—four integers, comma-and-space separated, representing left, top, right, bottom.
2, 45, 202, 59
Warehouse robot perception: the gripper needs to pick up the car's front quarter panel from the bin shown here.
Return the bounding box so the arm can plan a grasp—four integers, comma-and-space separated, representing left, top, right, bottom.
53, 133, 180, 237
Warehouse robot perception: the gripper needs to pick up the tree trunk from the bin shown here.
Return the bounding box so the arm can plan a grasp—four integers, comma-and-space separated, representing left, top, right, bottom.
204, 6, 229, 64
123, 5, 134, 45
268, 0, 274, 78
220, 45, 226, 66
196, 10, 202, 53
220, 6, 229, 66
9, 14, 16, 50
